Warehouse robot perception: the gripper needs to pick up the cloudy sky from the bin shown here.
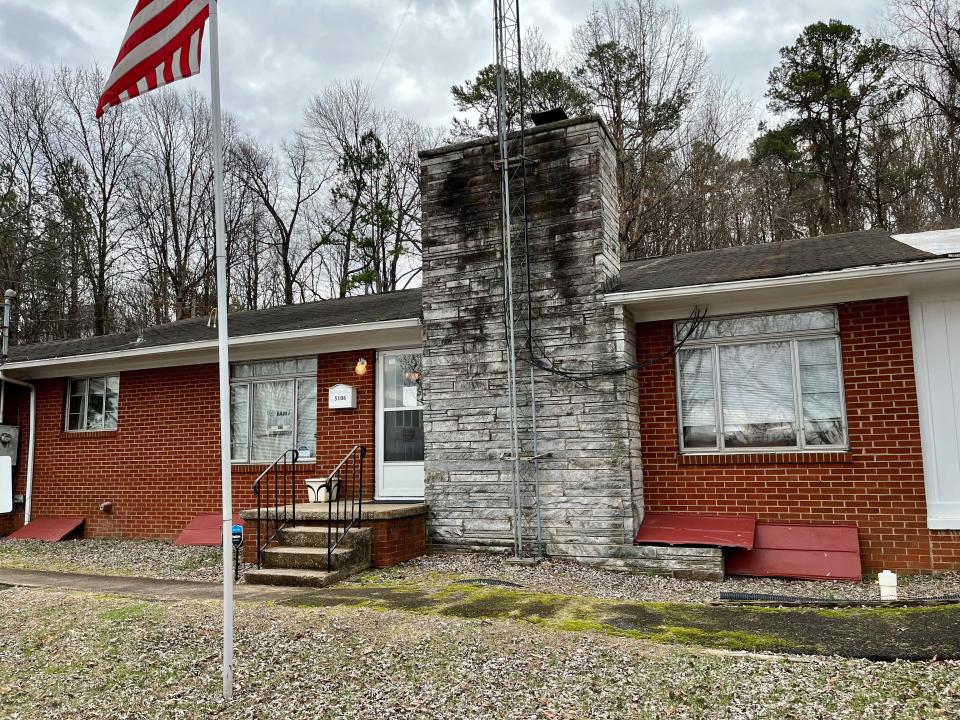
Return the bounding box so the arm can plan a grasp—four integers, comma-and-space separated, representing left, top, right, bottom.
0, 0, 886, 143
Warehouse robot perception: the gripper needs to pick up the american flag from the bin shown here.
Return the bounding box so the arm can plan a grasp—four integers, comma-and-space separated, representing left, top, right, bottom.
96, 0, 211, 118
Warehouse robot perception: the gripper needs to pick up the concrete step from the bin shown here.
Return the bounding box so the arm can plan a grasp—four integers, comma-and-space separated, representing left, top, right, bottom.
261, 545, 365, 573
278, 525, 372, 550
244, 567, 337, 588
618, 544, 724, 581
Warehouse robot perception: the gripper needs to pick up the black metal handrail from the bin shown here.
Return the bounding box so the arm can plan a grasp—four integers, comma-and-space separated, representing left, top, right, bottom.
326, 445, 366, 572
252, 448, 299, 567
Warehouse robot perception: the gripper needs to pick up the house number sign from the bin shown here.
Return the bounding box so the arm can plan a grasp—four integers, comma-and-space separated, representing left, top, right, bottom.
328, 384, 357, 409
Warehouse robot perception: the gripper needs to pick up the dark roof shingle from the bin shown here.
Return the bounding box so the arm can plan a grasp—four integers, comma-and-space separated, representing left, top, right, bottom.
617, 230, 937, 294
8, 288, 422, 363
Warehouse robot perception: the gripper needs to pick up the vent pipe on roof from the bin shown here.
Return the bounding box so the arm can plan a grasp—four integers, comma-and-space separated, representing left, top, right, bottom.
2, 289, 16, 360
531, 107, 568, 126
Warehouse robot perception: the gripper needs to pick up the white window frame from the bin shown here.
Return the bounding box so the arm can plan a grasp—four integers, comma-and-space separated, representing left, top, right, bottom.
64, 375, 120, 432
375, 347, 425, 500
675, 307, 849, 454
229, 357, 317, 464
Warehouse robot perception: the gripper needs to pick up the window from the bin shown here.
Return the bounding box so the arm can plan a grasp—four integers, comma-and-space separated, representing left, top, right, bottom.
675, 308, 846, 452
66, 376, 119, 431
230, 357, 317, 463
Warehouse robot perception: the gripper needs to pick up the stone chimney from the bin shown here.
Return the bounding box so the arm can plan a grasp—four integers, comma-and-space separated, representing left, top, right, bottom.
418, 116, 644, 566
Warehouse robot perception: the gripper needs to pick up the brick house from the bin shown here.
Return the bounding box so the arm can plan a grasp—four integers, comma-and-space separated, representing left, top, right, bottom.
1, 116, 959, 578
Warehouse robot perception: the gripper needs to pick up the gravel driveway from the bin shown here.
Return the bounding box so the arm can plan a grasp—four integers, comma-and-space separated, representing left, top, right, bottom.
0, 586, 957, 720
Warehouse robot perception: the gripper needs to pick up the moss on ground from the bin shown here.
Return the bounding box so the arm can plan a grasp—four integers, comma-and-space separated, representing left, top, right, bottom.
289, 581, 960, 659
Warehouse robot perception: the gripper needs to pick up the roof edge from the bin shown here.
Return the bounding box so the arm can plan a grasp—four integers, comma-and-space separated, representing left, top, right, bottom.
605, 256, 960, 305
418, 114, 614, 159
2, 316, 422, 371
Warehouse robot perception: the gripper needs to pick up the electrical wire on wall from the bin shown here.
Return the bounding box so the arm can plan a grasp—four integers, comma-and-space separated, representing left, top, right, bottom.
493, 0, 708, 560
522, 304, 709, 382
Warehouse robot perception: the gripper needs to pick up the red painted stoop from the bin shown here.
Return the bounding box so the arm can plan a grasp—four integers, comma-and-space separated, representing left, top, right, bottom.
6, 517, 85, 541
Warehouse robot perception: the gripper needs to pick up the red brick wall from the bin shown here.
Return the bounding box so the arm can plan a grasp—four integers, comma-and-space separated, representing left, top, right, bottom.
4, 349, 377, 540
637, 296, 960, 573
370, 514, 427, 567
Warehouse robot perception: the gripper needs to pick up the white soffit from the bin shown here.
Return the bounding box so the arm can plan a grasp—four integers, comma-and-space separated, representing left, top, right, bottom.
894, 228, 960, 256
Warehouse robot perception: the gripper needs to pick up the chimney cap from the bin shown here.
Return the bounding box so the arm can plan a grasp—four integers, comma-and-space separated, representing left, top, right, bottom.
531, 108, 569, 126
4, 289, 16, 300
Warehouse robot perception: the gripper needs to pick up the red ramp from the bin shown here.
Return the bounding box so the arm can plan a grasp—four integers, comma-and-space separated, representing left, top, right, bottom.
174, 513, 244, 546
6, 517, 85, 541
726, 523, 862, 581
635, 512, 757, 549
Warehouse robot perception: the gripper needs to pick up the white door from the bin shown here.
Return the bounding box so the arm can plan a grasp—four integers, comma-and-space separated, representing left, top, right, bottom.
376, 350, 425, 499
910, 293, 960, 529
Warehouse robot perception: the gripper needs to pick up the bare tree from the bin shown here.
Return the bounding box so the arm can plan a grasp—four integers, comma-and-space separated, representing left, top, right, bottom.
304, 80, 377, 298
0, 67, 64, 342
128, 89, 214, 321
570, 0, 709, 256
233, 133, 326, 305
889, 0, 960, 124
304, 80, 437, 297
353, 113, 439, 293
44, 66, 143, 335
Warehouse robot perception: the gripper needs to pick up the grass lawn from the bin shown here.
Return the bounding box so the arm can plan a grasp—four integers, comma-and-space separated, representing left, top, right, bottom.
0, 586, 957, 720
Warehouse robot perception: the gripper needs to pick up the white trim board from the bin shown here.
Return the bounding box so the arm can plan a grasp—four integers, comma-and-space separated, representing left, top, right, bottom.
909, 294, 960, 530
607, 259, 960, 322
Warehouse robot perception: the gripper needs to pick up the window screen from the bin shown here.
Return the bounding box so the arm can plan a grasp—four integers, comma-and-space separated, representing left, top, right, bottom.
382, 353, 424, 463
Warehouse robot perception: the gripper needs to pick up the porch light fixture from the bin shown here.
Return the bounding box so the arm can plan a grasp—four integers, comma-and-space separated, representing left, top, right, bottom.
354, 358, 368, 376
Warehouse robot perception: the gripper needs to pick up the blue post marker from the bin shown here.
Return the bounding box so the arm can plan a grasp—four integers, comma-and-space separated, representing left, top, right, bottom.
231, 524, 243, 581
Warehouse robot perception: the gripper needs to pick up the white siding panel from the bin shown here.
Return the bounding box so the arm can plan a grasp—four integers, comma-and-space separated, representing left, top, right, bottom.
911, 296, 960, 528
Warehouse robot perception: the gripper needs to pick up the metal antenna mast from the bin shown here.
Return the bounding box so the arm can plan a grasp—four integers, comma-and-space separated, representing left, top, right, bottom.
494, 0, 542, 559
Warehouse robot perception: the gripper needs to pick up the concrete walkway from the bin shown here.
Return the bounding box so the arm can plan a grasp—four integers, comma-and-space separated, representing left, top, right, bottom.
0, 567, 310, 602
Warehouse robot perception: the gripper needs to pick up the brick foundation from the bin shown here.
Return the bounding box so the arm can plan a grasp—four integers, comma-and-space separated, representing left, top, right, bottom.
636, 296, 960, 572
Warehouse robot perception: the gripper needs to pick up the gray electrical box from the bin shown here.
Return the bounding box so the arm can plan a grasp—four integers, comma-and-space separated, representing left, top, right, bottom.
0, 425, 20, 466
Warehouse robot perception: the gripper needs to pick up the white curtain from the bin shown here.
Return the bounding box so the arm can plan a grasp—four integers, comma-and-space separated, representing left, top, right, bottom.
251, 380, 295, 462
679, 348, 717, 448
720, 342, 797, 447
799, 338, 844, 445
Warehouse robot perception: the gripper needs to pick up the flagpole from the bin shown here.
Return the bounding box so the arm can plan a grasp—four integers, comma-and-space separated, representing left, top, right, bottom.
207, 0, 234, 702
